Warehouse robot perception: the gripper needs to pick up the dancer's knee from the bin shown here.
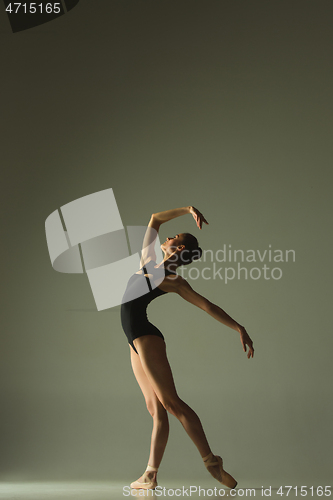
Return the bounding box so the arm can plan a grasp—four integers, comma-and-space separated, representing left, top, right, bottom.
161, 396, 186, 419
146, 399, 168, 421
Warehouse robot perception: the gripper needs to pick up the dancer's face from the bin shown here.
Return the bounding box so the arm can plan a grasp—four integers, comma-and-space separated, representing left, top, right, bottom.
161, 233, 185, 256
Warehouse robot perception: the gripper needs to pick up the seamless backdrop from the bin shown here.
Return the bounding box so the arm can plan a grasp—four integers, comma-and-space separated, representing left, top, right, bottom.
1, 0, 332, 488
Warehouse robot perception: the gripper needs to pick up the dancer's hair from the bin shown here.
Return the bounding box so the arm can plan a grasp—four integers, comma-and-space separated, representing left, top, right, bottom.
178, 233, 202, 266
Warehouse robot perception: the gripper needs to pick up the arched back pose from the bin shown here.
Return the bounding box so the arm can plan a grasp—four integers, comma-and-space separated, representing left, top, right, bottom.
120, 206, 254, 490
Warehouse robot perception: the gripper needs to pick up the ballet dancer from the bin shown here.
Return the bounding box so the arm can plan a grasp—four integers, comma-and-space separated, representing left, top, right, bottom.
120, 206, 254, 490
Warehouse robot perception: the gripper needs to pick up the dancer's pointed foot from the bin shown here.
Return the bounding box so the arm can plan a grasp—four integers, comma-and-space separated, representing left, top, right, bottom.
203, 452, 237, 489
130, 465, 158, 490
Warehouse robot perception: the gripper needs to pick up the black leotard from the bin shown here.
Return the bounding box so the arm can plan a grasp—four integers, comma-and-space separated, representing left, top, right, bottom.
121, 260, 176, 354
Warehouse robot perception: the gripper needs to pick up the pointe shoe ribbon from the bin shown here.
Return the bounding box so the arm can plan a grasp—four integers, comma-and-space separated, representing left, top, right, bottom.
203, 452, 237, 489
130, 465, 158, 490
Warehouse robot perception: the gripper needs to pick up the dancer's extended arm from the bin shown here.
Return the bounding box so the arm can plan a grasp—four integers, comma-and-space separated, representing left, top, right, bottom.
175, 277, 254, 358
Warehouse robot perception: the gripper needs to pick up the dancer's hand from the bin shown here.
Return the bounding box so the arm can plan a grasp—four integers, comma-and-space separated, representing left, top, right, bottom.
190, 206, 209, 230
239, 326, 254, 358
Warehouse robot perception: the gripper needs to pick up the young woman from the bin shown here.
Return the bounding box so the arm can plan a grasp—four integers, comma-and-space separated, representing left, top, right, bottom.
120, 206, 254, 490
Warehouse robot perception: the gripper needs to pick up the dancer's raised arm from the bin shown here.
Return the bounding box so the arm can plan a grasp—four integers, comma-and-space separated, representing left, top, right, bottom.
140, 206, 208, 265
151, 206, 208, 230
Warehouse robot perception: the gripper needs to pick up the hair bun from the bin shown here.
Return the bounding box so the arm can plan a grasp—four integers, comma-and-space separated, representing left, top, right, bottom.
192, 246, 202, 261
179, 233, 202, 265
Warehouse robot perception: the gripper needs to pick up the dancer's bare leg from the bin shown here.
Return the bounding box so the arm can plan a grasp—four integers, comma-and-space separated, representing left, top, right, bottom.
133, 336, 212, 458
131, 336, 236, 488
130, 346, 169, 485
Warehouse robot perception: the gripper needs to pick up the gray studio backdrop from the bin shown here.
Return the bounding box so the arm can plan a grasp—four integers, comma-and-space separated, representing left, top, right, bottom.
1, 0, 332, 489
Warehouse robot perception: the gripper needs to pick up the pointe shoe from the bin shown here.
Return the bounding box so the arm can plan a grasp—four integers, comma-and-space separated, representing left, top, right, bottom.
130, 464, 158, 490
203, 452, 237, 489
